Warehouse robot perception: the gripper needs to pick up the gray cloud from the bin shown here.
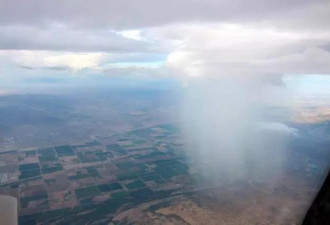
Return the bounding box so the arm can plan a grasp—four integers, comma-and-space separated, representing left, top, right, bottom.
103, 65, 171, 78
0, 26, 161, 52
0, 0, 329, 30
0, 0, 329, 77
0, 0, 329, 55
20, 65, 69, 71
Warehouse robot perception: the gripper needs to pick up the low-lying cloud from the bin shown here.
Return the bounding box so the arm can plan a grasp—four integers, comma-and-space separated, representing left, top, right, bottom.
179, 76, 296, 183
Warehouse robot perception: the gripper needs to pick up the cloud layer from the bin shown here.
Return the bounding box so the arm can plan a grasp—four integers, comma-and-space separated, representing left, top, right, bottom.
0, 0, 329, 77
1, 0, 329, 30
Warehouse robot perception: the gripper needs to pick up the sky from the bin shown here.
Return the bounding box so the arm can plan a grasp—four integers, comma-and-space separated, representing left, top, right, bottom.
0, 0, 329, 85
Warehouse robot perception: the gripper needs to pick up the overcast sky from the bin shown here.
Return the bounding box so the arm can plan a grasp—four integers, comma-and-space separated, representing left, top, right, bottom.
0, 0, 329, 85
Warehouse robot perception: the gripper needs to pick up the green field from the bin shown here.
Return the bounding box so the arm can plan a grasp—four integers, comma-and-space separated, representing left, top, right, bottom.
19, 163, 40, 171
125, 179, 146, 190
38, 148, 57, 162
19, 169, 41, 180
55, 145, 74, 157
74, 186, 101, 199
41, 163, 63, 174
98, 182, 123, 192
20, 194, 48, 208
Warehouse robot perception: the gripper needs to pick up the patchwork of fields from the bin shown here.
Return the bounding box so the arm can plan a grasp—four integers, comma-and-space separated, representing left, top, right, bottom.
0, 124, 204, 224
